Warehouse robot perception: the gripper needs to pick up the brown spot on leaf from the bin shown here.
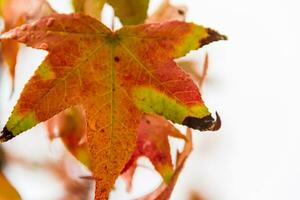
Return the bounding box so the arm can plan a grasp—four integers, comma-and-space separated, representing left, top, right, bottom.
182, 112, 221, 131
199, 28, 228, 47
114, 56, 120, 62
0, 127, 15, 143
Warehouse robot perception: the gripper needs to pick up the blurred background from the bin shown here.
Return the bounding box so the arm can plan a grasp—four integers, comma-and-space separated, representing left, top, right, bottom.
1, 0, 300, 199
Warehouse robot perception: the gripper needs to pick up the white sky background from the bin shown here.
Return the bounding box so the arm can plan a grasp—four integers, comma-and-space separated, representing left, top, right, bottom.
1, 0, 300, 199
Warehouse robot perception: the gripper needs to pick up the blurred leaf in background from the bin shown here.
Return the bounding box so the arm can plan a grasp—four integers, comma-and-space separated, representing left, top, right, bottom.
0, 146, 21, 200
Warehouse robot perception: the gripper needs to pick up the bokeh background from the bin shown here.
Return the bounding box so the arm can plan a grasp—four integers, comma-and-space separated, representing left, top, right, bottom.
1, 0, 300, 199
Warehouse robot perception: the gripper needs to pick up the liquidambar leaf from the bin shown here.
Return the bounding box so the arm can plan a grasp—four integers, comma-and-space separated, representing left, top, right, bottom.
0, 13, 225, 199
72, 0, 149, 25
122, 114, 186, 187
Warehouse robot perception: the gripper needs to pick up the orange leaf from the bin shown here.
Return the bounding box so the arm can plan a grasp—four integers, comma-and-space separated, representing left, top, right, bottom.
0, 14, 225, 199
0, 172, 21, 200
0, 147, 21, 200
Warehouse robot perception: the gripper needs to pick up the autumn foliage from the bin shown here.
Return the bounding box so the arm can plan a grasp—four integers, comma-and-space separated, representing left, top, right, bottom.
0, 0, 226, 199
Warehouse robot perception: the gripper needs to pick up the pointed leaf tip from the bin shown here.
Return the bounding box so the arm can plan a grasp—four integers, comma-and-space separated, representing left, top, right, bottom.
200, 28, 227, 47
211, 112, 221, 131
182, 112, 221, 131
0, 127, 14, 143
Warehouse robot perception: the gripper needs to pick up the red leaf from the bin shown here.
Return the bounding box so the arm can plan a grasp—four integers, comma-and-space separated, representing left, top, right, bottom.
122, 114, 186, 190
138, 128, 193, 200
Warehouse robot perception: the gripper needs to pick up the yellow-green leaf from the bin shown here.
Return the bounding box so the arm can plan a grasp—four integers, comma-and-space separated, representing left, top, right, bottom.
72, 0, 149, 25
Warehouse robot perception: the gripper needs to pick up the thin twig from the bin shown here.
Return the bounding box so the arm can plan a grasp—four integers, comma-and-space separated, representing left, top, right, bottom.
199, 52, 209, 90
